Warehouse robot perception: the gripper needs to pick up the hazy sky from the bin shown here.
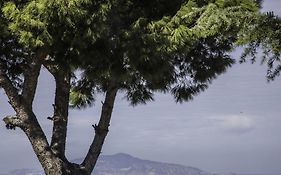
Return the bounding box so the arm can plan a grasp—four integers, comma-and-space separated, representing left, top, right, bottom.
1, 1, 281, 174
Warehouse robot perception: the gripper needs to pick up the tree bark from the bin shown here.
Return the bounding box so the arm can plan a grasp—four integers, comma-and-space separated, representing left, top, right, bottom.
1, 52, 82, 175
3, 111, 85, 175
81, 82, 118, 175
50, 70, 71, 159
17, 111, 65, 174
21, 50, 47, 109
0, 62, 22, 111
2, 51, 119, 174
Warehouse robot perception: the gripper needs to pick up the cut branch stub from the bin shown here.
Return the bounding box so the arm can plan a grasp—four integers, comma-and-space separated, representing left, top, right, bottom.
3, 115, 23, 130
92, 124, 109, 134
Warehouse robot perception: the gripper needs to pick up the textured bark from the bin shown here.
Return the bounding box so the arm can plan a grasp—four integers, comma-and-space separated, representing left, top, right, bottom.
50, 70, 71, 159
2, 51, 119, 174
0, 51, 66, 174
20, 111, 63, 174
4, 110, 84, 175
0, 63, 22, 111
1, 51, 77, 174
81, 82, 118, 175
21, 50, 47, 108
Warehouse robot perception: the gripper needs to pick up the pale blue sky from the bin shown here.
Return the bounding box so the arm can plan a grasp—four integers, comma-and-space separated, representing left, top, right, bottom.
1, 1, 281, 174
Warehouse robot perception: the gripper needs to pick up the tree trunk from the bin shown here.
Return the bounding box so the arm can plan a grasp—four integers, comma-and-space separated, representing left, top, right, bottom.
3, 109, 87, 175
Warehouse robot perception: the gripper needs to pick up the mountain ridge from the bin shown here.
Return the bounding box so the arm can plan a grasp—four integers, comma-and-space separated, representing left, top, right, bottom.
0, 153, 276, 175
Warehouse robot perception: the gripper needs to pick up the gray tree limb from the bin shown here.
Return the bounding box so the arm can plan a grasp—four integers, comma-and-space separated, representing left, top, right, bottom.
0, 62, 22, 111
81, 81, 118, 175
50, 70, 71, 159
21, 49, 47, 108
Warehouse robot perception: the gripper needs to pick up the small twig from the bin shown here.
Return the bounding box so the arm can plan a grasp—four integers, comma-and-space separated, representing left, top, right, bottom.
47, 116, 54, 121
92, 124, 109, 134
92, 124, 98, 130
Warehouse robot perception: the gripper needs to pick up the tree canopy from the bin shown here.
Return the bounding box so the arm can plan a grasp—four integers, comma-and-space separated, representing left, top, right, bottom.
1, 0, 264, 105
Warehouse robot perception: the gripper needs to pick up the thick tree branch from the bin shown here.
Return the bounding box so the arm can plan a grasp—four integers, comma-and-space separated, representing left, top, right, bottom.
19, 111, 68, 175
81, 82, 118, 175
2, 110, 63, 174
49, 70, 71, 159
42, 55, 71, 159
0, 63, 22, 111
21, 49, 48, 108
1, 51, 69, 174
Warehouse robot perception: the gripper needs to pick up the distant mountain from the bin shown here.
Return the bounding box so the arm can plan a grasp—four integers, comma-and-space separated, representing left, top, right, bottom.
0, 168, 42, 175
1, 153, 214, 175
1, 153, 271, 175
82, 153, 215, 175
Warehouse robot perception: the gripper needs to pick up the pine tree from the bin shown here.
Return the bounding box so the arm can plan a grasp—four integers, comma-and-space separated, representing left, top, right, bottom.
0, 0, 274, 174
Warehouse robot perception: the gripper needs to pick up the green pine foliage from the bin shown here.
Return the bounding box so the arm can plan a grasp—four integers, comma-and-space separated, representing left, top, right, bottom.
238, 12, 281, 81
0, 4, 29, 91
1, 0, 274, 107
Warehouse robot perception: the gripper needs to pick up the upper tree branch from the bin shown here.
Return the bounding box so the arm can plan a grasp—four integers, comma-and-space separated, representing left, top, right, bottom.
81, 81, 118, 175
0, 62, 22, 111
1, 50, 67, 173
43, 58, 71, 159
21, 49, 48, 108
50, 70, 71, 159
1, 60, 54, 170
